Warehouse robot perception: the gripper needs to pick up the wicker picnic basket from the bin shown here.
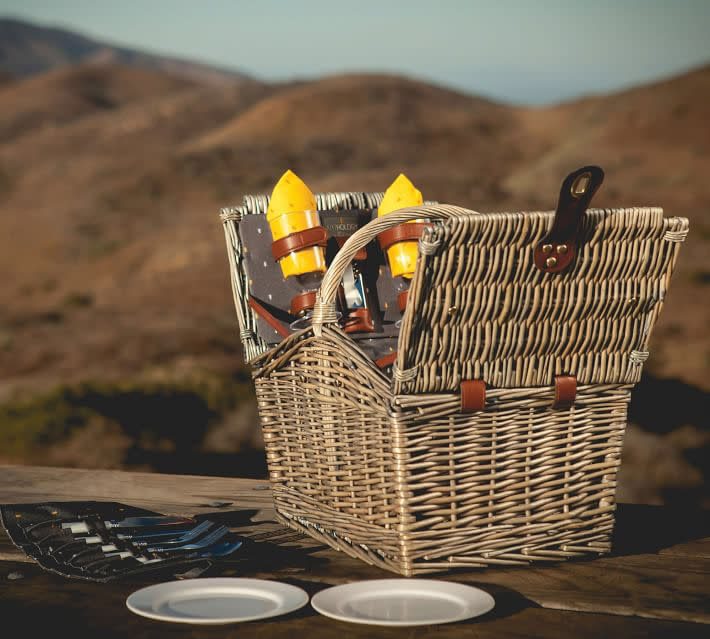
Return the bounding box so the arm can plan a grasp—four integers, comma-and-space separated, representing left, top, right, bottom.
219, 170, 688, 575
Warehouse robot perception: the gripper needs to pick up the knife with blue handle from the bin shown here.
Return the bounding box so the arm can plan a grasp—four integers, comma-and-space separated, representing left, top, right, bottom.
62, 516, 193, 534
123, 520, 214, 545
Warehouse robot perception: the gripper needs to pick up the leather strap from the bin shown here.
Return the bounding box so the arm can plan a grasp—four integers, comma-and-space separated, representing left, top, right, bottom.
534, 166, 604, 274
397, 290, 409, 313
378, 223, 431, 251
375, 352, 397, 369
461, 380, 486, 413
289, 291, 317, 316
553, 375, 577, 409
248, 297, 291, 339
335, 236, 367, 261
272, 227, 328, 262
344, 308, 375, 333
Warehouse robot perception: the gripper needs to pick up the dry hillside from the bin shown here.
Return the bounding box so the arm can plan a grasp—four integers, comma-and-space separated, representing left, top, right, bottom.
0, 58, 708, 504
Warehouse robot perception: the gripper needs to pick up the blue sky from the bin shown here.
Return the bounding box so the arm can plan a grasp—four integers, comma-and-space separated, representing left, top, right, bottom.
2, 0, 709, 104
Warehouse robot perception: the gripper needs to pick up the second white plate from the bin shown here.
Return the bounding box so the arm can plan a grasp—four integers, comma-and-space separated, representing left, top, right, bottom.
126, 578, 309, 624
311, 579, 495, 626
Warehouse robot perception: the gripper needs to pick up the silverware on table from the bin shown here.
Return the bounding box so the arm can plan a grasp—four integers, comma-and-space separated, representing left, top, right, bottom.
62, 516, 194, 534
80, 535, 244, 574
105, 538, 243, 563
121, 520, 214, 545
145, 525, 230, 553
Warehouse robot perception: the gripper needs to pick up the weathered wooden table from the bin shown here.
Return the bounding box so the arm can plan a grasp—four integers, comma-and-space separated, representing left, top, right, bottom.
1, 465, 708, 638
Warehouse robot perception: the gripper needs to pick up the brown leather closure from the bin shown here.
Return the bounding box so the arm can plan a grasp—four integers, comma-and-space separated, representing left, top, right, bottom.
397, 290, 409, 313
344, 308, 375, 333
271, 226, 328, 262
375, 352, 397, 369
248, 297, 291, 339
553, 375, 577, 409
378, 223, 431, 252
289, 291, 317, 316
461, 380, 486, 413
335, 236, 367, 261
534, 166, 604, 274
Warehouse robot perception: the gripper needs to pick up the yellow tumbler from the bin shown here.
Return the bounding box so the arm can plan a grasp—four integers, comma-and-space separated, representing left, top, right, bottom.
378, 174, 424, 278
267, 170, 327, 279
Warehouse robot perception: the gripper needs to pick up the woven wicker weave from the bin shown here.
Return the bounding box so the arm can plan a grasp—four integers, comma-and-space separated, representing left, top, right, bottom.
220, 197, 688, 575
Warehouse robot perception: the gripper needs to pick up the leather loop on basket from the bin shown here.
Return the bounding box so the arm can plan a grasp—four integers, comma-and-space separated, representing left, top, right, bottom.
534, 166, 604, 274
378, 223, 432, 252
289, 291, 317, 316
375, 352, 397, 369
397, 290, 409, 313
461, 380, 486, 413
553, 375, 577, 409
271, 226, 328, 262
344, 308, 375, 333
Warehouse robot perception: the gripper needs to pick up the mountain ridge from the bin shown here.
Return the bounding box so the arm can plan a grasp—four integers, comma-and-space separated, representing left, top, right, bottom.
0, 16, 255, 86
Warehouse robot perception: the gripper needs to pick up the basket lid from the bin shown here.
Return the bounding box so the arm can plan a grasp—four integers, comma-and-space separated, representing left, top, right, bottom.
394, 207, 688, 393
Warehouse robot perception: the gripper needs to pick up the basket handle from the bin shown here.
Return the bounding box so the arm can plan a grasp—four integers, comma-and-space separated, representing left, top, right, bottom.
311, 203, 476, 334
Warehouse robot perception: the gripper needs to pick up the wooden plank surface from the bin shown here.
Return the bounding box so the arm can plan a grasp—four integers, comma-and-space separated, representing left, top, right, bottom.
0, 558, 706, 639
0, 465, 275, 516
1, 464, 709, 633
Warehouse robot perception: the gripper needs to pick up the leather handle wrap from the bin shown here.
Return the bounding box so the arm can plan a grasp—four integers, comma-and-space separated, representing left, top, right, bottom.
271, 226, 328, 262
312, 205, 476, 334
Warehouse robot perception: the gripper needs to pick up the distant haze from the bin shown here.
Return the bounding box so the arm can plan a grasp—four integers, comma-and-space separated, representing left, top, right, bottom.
1, 0, 709, 104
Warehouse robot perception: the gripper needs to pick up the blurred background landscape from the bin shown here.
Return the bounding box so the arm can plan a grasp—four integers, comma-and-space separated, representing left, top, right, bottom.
0, 3, 708, 507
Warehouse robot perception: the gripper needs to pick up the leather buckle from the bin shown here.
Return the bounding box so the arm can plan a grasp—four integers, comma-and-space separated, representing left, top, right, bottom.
534, 166, 604, 274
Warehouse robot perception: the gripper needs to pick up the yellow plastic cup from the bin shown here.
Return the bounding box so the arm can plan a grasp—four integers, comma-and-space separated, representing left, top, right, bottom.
266, 170, 326, 279
378, 174, 424, 278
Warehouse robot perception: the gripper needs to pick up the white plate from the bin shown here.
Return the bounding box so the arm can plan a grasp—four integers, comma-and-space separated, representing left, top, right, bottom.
311, 579, 494, 627
126, 578, 309, 624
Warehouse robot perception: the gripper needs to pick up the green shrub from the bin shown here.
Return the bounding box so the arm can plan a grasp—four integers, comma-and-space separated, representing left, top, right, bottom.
0, 373, 254, 460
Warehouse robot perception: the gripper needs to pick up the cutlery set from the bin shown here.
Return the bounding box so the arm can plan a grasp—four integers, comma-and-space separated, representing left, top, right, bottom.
1, 501, 245, 581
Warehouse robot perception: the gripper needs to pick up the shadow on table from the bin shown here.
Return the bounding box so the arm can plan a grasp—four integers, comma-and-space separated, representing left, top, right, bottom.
225, 578, 531, 626
612, 502, 710, 556
189, 510, 532, 625
188, 508, 331, 576
450, 582, 534, 624
123, 449, 269, 479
